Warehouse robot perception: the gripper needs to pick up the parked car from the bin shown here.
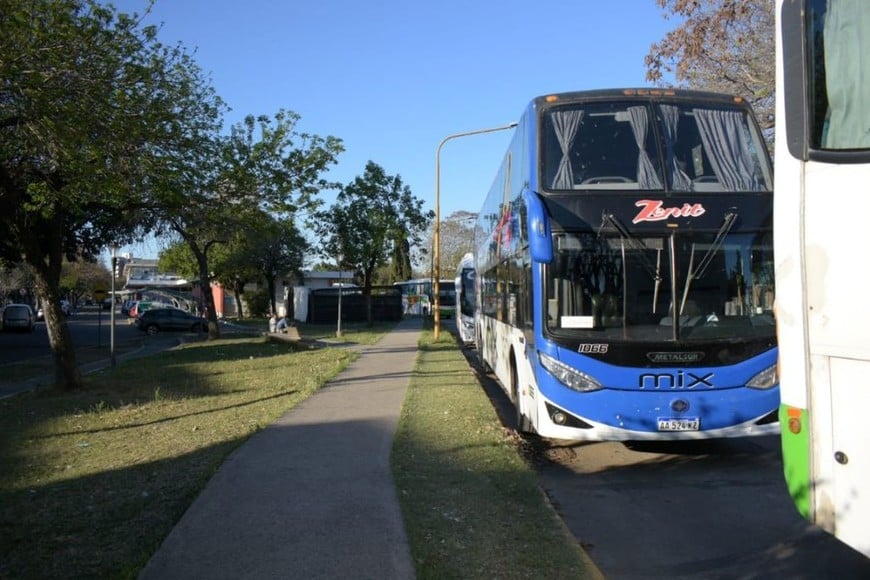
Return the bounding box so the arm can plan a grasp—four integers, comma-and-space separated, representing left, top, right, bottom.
36, 300, 71, 321
135, 308, 207, 335
127, 301, 174, 319
2, 304, 35, 332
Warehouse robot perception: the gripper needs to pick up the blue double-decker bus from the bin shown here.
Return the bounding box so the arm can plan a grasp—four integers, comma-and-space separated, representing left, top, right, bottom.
474, 88, 779, 440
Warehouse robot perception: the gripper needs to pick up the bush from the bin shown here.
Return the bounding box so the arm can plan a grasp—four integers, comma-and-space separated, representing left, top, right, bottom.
241, 288, 270, 318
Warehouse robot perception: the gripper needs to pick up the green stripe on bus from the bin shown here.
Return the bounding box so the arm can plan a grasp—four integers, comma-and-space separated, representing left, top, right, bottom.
779, 404, 811, 519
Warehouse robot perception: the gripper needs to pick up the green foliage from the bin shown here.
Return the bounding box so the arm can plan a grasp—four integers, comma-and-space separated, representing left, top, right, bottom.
389, 235, 413, 283
158, 243, 198, 280
314, 161, 433, 292
149, 110, 343, 336
58, 258, 111, 305
0, 0, 227, 388
242, 288, 271, 318
0, 0, 224, 264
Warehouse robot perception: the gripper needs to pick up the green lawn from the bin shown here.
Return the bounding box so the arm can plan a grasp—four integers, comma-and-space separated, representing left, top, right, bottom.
392, 329, 600, 579
0, 320, 599, 579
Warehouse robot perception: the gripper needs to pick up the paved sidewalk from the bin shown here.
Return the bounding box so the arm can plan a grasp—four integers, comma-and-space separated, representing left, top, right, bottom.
139, 317, 422, 580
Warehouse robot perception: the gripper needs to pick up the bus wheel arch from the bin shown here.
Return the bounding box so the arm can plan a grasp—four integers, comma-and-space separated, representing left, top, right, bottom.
476, 326, 492, 373
510, 350, 532, 433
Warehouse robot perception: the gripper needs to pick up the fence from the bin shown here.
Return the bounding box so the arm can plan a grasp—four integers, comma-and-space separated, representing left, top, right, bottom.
307, 286, 403, 324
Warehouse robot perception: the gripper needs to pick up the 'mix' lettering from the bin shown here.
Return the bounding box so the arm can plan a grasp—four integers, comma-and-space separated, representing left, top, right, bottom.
638, 371, 714, 389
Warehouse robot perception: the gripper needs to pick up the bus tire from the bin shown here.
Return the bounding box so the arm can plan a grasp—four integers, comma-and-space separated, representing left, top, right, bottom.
511, 354, 531, 434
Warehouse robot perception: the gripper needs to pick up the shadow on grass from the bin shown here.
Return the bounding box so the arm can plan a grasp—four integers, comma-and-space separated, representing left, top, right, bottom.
0, 435, 248, 579
29, 389, 301, 439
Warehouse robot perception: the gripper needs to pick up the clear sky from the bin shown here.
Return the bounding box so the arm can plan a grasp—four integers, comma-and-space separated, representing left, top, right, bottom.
109, 0, 678, 258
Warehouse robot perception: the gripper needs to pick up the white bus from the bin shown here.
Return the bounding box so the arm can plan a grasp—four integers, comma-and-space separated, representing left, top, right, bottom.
454, 252, 475, 344
394, 279, 456, 318
775, 0, 870, 558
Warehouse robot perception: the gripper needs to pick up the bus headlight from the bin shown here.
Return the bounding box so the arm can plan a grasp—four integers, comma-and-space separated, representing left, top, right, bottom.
539, 352, 603, 393
747, 364, 778, 389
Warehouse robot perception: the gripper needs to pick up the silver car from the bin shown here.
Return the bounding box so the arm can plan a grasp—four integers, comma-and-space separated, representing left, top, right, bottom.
2, 304, 35, 332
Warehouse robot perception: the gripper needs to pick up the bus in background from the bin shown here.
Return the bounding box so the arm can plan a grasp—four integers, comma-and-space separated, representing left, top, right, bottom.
394, 279, 456, 318
437, 279, 457, 319
455, 252, 475, 344
475, 88, 778, 441
394, 279, 431, 316
775, 0, 870, 558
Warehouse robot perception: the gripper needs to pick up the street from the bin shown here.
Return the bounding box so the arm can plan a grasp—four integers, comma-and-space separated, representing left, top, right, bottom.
465, 346, 870, 579
0, 307, 142, 366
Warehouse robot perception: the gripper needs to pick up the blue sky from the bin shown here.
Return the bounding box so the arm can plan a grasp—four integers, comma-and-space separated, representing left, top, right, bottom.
109, 0, 678, 258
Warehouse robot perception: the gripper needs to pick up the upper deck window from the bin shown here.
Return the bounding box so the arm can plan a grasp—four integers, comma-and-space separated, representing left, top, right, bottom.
542, 100, 771, 192
806, 0, 870, 150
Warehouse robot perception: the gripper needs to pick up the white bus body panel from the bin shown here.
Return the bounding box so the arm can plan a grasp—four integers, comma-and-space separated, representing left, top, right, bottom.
777, 150, 870, 553
805, 162, 870, 553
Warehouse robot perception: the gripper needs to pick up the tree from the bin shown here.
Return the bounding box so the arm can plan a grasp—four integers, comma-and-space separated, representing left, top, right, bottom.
59, 259, 111, 308
248, 217, 307, 319
148, 110, 343, 338
645, 0, 775, 139
314, 161, 433, 323
425, 210, 477, 279
0, 0, 223, 389
211, 211, 308, 319
388, 232, 413, 283
0, 263, 36, 306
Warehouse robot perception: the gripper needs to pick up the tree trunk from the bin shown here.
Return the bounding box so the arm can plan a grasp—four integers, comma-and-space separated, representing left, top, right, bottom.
232, 280, 245, 319
33, 275, 82, 390
195, 254, 221, 339
363, 265, 374, 326
266, 275, 277, 316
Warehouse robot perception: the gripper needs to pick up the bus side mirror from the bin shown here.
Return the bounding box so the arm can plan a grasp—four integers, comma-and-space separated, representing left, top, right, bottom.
525, 190, 552, 263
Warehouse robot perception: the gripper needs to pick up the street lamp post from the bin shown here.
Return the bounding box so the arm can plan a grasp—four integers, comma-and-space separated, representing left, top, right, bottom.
110, 244, 118, 368
434, 121, 517, 339
336, 257, 343, 338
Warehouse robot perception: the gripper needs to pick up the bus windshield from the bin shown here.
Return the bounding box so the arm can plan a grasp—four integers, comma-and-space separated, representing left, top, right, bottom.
545, 228, 775, 344
542, 100, 772, 192
459, 269, 474, 317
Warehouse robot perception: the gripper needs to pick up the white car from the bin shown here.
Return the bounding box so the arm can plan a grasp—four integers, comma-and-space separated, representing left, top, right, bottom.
36, 300, 72, 320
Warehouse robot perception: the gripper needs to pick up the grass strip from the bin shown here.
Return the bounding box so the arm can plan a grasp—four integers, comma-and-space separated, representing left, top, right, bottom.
392, 330, 601, 579
0, 326, 383, 579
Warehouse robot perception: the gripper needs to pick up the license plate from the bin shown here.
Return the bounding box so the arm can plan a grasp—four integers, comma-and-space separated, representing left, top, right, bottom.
657, 417, 700, 431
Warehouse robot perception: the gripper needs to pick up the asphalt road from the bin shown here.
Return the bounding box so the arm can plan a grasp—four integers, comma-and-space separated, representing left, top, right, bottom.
463, 345, 870, 580
0, 307, 142, 366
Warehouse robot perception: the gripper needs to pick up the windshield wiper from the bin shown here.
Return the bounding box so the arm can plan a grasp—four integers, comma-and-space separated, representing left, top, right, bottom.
679, 210, 738, 315
599, 212, 664, 313
599, 213, 662, 279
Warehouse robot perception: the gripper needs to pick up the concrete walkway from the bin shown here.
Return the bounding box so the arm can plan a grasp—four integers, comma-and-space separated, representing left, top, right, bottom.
139, 317, 422, 580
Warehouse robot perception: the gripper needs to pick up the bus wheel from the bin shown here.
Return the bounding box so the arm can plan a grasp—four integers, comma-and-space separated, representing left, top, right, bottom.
511, 355, 531, 433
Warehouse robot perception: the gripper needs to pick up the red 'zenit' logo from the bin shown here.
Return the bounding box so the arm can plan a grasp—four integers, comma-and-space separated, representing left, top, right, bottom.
632, 200, 706, 224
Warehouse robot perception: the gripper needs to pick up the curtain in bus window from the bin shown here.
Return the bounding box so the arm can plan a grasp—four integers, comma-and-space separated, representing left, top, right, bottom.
821, 0, 870, 149
659, 105, 693, 190
551, 109, 585, 189
694, 109, 760, 191
627, 106, 663, 189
